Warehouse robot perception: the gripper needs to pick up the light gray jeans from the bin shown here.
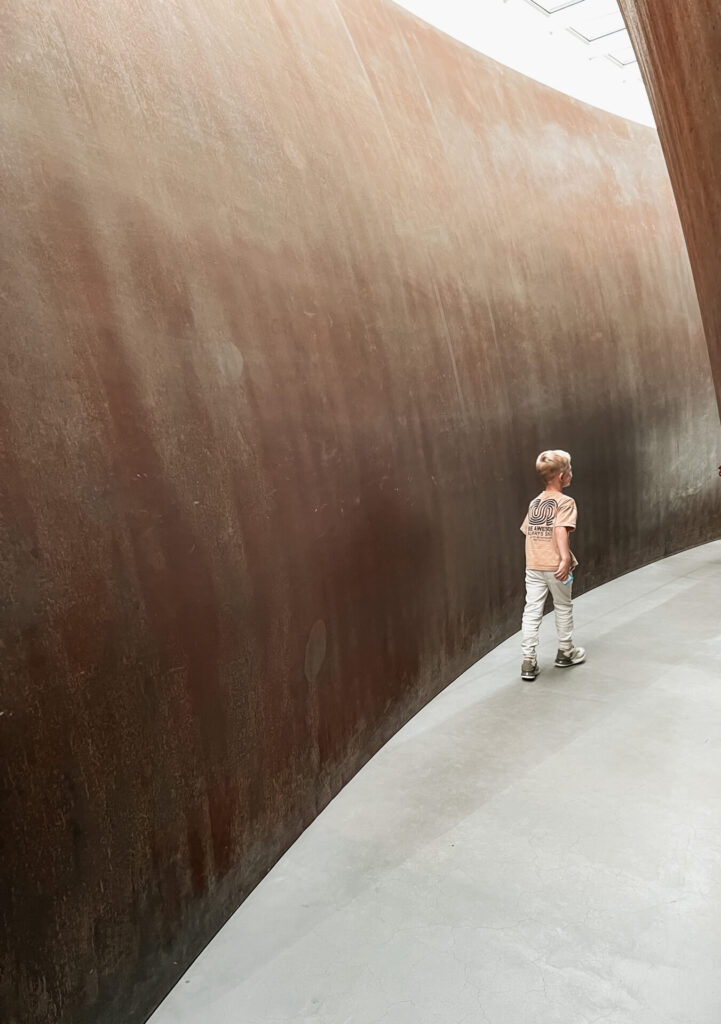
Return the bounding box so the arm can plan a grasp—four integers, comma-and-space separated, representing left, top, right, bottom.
521, 569, 574, 660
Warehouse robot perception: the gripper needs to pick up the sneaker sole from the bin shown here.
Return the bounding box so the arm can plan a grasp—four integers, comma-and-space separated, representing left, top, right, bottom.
554, 658, 586, 668
521, 671, 540, 681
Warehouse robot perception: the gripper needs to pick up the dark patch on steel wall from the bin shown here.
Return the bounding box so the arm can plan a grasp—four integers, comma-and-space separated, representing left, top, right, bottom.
1, 0, 720, 1022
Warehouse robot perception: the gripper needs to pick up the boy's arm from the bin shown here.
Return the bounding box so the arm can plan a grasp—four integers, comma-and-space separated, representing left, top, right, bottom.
554, 526, 572, 581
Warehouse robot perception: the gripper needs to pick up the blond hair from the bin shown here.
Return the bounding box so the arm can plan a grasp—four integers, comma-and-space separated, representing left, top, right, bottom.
536, 449, 571, 483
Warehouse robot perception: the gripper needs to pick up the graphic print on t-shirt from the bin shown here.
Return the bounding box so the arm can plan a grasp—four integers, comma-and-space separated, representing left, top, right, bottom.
521, 490, 578, 571
527, 496, 558, 539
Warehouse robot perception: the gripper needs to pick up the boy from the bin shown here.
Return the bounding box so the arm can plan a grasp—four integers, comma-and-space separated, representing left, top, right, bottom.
520, 449, 585, 681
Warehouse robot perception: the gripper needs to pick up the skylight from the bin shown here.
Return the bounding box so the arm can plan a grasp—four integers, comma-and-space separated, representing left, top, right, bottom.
393, 0, 654, 126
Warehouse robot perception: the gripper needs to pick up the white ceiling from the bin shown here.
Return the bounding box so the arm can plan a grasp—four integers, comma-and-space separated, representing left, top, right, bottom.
393, 0, 654, 127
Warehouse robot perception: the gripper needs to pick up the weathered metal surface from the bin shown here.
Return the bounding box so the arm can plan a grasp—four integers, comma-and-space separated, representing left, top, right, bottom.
1, 1, 719, 1022
619, 0, 721, 416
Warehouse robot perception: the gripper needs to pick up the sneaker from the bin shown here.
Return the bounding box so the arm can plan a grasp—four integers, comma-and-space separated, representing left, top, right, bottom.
554, 647, 586, 668
521, 659, 540, 682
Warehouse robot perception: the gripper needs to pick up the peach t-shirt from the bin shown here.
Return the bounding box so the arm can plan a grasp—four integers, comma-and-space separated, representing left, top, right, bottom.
520, 489, 578, 571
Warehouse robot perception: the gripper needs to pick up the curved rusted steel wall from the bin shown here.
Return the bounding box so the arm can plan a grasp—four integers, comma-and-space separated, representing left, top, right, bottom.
618, 0, 721, 416
2, 1, 720, 1022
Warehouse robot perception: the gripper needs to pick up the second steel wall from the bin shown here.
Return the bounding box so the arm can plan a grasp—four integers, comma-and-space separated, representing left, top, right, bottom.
619, 0, 721, 416
2, 1, 720, 1022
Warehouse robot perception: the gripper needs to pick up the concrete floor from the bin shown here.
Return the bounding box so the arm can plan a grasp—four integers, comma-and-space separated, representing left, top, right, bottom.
149, 541, 721, 1024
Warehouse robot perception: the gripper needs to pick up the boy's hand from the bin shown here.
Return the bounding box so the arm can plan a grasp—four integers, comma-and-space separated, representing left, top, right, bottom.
555, 557, 572, 582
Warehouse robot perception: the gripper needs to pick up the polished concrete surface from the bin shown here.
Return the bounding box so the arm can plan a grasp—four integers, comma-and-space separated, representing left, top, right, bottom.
150, 541, 721, 1024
